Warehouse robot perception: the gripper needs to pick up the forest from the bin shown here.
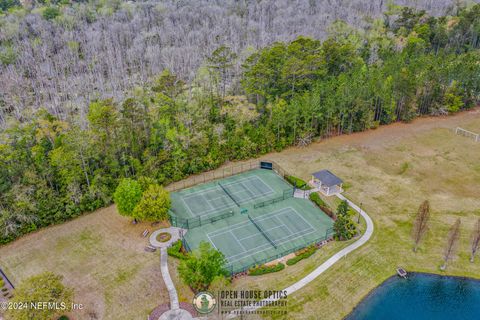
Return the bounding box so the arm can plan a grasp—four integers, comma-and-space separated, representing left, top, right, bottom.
0, 0, 469, 122
0, 1, 479, 243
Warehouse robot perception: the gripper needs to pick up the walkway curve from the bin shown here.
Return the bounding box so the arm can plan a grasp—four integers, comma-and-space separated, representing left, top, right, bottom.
160, 247, 180, 310
227, 193, 374, 318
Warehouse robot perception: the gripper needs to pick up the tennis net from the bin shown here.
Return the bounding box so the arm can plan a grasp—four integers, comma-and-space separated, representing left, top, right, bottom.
218, 182, 241, 207
248, 215, 277, 248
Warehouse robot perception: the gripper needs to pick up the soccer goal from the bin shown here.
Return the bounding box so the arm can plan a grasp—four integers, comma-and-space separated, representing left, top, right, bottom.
455, 127, 479, 142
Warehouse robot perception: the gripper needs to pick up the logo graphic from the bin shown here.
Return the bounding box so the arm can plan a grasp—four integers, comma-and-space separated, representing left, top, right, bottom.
192, 291, 216, 314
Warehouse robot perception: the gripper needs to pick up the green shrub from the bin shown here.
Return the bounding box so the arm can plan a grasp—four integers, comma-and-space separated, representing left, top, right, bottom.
286, 245, 317, 266
309, 192, 335, 219
248, 263, 285, 276
285, 175, 311, 190
0, 45, 17, 66
42, 6, 61, 20
167, 240, 188, 260
57, 316, 70, 320
309, 192, 327, 207
0, 278, 5, 286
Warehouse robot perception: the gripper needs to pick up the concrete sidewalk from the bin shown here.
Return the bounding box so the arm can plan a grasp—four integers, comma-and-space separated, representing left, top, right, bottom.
227, 193, 374, 318
160, 247, 180, 310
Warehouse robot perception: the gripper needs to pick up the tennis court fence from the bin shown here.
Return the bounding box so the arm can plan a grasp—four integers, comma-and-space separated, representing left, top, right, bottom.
253, 188, 294, 209
169, 209, 235, 229
186, 227, 334, 275
165, 160, 292, 192
181, 229, 335, 275
225, 228, 334, 274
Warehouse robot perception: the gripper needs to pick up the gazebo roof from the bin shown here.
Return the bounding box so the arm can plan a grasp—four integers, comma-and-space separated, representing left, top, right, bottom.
312, 170, 343, 187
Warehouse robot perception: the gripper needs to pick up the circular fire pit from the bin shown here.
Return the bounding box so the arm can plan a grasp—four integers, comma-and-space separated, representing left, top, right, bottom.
156, 232, 172, 243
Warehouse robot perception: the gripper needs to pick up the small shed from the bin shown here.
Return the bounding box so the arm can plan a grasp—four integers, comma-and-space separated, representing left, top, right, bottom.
310, 170, 343, 196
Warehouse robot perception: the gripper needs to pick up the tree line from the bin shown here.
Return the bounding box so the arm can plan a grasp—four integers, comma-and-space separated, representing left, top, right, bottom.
1, 5, 479, 244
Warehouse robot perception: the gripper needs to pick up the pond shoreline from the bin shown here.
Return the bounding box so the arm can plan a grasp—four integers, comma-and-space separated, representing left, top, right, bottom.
345, 272, 480, 320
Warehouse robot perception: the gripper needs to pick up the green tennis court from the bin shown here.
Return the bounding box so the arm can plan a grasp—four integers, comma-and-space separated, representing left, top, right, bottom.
182, 197, 334, 274
169, 167, 335, 274
170, 169, 290, 221
207, 206, 317, 262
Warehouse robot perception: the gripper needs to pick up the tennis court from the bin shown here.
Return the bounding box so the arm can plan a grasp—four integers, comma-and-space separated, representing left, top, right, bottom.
182, 197, 334, 273
170, 169, 290, 221
207, 207, 316, 263
169, 166, 335, 274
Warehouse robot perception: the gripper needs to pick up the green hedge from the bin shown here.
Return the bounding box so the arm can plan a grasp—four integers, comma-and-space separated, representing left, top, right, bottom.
309, 192, 335, 219
248, 263, 285, 276
285, 175, 311, 190
167, 240, 188, 260
286, 245, 317, 266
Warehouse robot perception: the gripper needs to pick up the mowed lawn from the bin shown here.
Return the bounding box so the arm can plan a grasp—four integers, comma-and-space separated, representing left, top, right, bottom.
252, 109, 480, 319
1, 109, 480, 320
0, 207, 169, 320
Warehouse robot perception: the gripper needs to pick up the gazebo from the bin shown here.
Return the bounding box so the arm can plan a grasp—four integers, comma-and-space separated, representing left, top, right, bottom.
310, 170, 343, 196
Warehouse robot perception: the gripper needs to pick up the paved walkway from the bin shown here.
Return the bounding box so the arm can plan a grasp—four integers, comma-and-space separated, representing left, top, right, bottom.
151, 227, 198, 320
158, 308, 194, 320
160, 247, 180, 310
293, 188, 319, 199
227, 193, 374, 318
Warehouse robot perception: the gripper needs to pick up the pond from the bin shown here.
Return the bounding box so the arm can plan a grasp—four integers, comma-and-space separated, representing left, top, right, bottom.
346, 273, 480, 320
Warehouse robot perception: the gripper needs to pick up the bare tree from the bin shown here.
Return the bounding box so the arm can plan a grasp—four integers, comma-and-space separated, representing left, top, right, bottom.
441, 218, 461, 270
0, 0, 459, 126
412, 200, 430, 252
470, 218, 480, 263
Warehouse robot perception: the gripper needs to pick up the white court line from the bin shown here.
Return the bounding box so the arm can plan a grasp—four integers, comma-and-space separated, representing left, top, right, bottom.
181, 195, 215, 217
227, 227, 317, 263
207, 207, 295, 238
179, 172, 275, 200
181, 175, 261, 200
179, 173, 277, 217
209, 224, 290, 261
206, 233, 219, 250
229, 230, 247, 251
275, 207, 316, 233
183, 197, 235, 217
239, 177, 275, 195
181, 176, 264, 215
270, 215, 294, 235
226, 194, 374, 319
235, 225, 286, 242
230, 188, 275, 204
208, 208, 317, 263
182, 191, 236, 217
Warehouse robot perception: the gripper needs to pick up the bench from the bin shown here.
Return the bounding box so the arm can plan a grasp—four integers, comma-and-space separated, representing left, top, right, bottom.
145, 245, 157, 252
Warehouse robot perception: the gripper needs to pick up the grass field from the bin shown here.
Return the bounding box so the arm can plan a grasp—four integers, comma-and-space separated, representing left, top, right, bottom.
0, 207, 169, 319
1, 109, 479, 320
249, 108, 480, 319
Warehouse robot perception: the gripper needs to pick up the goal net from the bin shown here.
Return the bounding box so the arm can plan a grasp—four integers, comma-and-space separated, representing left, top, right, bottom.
455, 127, 479, 142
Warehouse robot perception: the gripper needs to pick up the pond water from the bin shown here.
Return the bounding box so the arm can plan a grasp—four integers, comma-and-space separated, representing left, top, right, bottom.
346, 273, 480, 320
